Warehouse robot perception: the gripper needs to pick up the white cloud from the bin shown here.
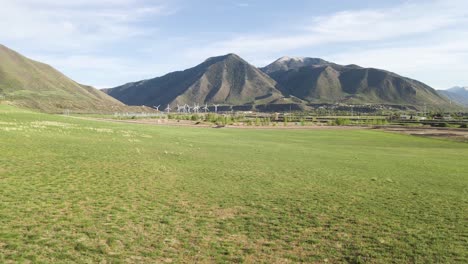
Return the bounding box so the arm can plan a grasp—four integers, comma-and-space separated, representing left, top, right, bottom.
0, 0, 171, 51
0, 0, 178, 87
185, 0, 468, 58
328, 36, 468, 89
30, 53, 174, 88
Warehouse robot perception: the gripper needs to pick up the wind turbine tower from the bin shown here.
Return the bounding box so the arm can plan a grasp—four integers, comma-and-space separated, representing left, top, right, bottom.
203, 104, 209, 113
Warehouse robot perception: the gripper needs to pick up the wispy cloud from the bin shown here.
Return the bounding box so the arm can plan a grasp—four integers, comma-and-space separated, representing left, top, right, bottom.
328, 35, 468, 89
186, 0, 468, 58
0, 0, 172, 51
236, 3, 249, 8
0, 0, 178, 86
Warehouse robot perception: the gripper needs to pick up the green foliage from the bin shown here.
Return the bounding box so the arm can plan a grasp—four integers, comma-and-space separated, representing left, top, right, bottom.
191, 114, 200, 121
334, 118, 351, 126
431, 122, 449, 128
255, 117, 260, 126
205, 113, 218, 123
460, 123, 468, 128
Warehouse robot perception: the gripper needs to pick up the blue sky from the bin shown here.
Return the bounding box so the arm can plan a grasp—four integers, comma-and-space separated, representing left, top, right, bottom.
1, 0, 467, 89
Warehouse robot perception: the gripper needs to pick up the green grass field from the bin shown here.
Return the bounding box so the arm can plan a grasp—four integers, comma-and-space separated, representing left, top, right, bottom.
0, 104, 467, 263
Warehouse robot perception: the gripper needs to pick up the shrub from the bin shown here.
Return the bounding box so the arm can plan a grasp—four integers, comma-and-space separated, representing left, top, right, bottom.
261, 117, 271, 126
255, 118, 260, 126
191, 114, 200, 121
206, 113, 217, 123
334, 118, 350, 126
460, 123, 467, 128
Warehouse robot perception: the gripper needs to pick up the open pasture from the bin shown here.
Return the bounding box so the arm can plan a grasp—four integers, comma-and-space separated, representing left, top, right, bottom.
0, 105, 467, 263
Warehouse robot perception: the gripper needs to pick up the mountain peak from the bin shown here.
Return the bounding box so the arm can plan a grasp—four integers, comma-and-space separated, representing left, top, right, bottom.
203, 53, 245, 64
261, 56, 330, 74
225, 53, 240, 58
447, 86, 468, 92
276, 56, 306, 62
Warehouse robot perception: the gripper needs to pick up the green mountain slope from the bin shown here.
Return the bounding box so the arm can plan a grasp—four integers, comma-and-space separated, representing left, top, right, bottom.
0, 44, 124, 112
104, 54, 284, 107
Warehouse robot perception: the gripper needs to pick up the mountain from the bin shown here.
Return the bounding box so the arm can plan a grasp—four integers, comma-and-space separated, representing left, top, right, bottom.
262, 57, 454, 109
0, 44, 124, 112
438, 87, 468, 107
104, 54, 284, 107
260, 56, 332, 74
105, 54, 457, 111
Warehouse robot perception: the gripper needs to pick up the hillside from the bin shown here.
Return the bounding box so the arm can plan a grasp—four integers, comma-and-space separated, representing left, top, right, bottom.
0, 44, 124, 112
104, 54, 284, 108
262, 57, 455, 109
438, 87, 468, 107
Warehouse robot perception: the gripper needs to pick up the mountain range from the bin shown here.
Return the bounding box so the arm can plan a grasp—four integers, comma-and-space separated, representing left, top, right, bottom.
0, 44, 462, 112
438, 87, 468, 107
105, 54, 455, 111
0, 44, 124, 112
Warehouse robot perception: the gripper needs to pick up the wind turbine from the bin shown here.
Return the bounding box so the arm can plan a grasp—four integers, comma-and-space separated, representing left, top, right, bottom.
185, 104, 192, 113
213, 104, 219, 113
203, 104, 209, 113
165, 104, 171, 113
177, 104, 184, 113
153, 105, 161, 111
193, 103, 200, 113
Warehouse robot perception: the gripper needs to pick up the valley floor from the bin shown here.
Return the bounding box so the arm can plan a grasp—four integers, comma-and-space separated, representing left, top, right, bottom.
0, 105, 467, 263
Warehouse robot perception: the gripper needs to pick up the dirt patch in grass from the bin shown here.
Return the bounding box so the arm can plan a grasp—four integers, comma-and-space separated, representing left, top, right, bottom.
211, 206, 244, 220
381, 127, 468, 142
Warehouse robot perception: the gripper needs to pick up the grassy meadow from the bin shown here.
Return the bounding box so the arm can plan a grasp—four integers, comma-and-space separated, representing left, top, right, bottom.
0, 104, 467, 263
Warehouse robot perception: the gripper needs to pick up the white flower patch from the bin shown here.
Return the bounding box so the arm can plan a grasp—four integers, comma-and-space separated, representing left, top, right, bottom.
83, 127, 114, 133
0, 121, 16, 126
30, 121, 76, 128
0, 126, 23, 132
